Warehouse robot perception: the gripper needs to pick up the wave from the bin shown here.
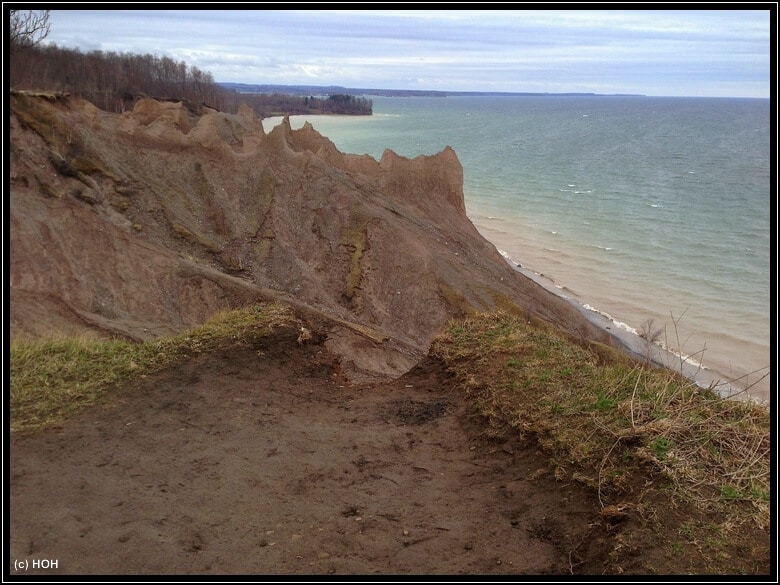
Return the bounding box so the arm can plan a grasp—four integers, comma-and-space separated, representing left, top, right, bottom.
581, 304, 638, 336
311, 95, 771, 402
580, 303, 711, 371
656, 342, 709, 371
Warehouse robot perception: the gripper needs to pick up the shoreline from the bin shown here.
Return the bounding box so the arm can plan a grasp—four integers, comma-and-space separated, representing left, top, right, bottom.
502, 255, 769, 406
260, 114, 770, 405
466, 210, 770, 406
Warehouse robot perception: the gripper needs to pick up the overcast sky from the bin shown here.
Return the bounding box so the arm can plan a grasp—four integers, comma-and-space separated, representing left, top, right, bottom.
44, 8, 771, 98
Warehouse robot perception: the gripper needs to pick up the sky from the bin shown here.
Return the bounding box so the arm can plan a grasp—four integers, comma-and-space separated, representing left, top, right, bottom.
41, 8, 772, 98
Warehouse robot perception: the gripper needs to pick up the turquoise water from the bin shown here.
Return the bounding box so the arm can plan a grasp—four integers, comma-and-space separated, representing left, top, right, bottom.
264, 96, 771, 401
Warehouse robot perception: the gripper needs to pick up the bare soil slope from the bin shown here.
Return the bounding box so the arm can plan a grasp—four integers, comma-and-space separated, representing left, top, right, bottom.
10, 329, 614, 576
11, 328, 769, 576
10, 94, 769, 577
9, 92, 612, 381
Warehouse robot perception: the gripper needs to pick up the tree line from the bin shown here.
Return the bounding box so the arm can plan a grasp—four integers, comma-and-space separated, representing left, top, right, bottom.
10, 43, 373, 117
247, 93, 373, 116
8, 10, 371, 117
10, 44, 224, 113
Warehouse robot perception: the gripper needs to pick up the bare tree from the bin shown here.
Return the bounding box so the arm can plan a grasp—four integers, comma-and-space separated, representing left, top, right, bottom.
9, 9, 51, 53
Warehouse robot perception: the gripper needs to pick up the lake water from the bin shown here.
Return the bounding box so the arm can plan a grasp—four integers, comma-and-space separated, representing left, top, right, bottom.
263, 95, 771, 402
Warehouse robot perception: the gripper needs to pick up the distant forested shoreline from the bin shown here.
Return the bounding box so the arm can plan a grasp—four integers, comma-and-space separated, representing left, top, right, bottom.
9, 44, 372, 117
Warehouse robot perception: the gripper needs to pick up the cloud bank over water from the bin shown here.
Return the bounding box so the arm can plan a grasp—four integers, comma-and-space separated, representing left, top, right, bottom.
46, 9, 770, 98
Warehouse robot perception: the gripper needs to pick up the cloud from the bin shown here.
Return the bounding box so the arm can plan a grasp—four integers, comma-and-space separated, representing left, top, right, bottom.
44, 9, 770, 97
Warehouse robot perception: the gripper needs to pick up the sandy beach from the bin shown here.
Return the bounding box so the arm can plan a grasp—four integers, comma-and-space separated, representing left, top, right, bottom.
503, 257, 770, 405
263, 111, 771, 406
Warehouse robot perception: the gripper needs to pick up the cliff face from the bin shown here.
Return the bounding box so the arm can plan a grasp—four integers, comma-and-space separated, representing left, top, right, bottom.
9, 93, 611, 380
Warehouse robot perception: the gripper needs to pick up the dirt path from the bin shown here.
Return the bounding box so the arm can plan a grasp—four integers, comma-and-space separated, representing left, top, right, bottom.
10, 332, 611, 576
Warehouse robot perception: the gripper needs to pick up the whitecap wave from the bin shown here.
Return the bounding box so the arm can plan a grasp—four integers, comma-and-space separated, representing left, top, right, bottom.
581, 304, 638, 335
613, 320, 638, 335
580, 303, 709, 370
658, 343, 709, 370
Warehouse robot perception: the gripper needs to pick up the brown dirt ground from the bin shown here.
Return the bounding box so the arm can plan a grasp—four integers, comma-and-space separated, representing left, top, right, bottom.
7, 330, 769, 576
9, 94, 770, 578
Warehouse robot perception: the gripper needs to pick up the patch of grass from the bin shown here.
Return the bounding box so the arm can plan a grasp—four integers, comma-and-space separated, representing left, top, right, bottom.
548, 401, 564, 415
10, 303, 299, 433
719, 485, 746, 500
431, 311, 770, 536
592, 390, 619, 412
648, 436, 674, 462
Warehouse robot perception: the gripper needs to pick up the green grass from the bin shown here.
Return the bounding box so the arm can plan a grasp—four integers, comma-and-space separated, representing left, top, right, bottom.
431, 311, 770, 529
10, 303, 299, 433
11, 305, 769, 572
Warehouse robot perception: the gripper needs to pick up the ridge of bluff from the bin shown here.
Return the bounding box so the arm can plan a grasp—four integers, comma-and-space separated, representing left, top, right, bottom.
10, 94, 612, 380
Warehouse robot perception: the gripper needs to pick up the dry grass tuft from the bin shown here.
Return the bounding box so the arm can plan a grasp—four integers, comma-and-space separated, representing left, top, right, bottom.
431, 311, 770, 532
10, 303, 298, 433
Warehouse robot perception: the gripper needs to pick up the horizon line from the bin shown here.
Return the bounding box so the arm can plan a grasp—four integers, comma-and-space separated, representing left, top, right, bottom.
217, 82, 768, 100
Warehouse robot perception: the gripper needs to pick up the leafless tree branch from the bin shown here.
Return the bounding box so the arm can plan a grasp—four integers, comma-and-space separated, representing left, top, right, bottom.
9, 9, 51, 53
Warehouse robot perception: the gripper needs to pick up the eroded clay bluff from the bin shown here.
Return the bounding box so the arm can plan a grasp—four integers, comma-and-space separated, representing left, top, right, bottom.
9, 93, 612, 380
